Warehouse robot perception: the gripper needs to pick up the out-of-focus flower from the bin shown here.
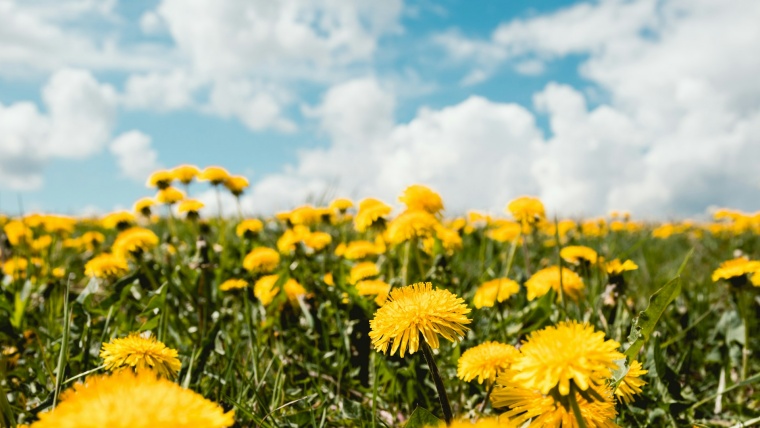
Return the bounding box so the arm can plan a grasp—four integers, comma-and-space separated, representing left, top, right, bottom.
224, 175, 249, 196
349, 261, 380, 284
112, 227, 159, 258
156, 186, 185, 205
236, 219, 264, 238
560, 245, 598, 265
354, 198, 392, 232
605, 259, 638, 276
177, 199, 205, 219
506, 196, 545, 227
398, 184, 444, 215
329, 198, 354, 213
356, 279, 391, 305
171, 164, 201, 185
198, 166, 231, 185
457, 341, 520, 384
146, 170, 174, 190
712, 257, 760, 283
473, 278, 520, 309
84, 253, 129, 278
525, 266, 584, 301
220, 278, 248, 291
254, 275, 280, 306
133, 198, 155, 217
243, 247, 280, 274
385, 210, 439, 244
101, 211, 135, 230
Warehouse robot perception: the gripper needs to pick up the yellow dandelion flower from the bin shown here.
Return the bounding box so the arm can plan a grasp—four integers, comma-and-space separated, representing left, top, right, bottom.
133, 197, 155, 216
30, 370, 234, 428
254, 275, 280, 306
507, 196, 545, 225
473, 278, 520, 309
356, 279, 392, 305
288, 205, 321, 225
486, 222, 521, 243
284, 278, 306, 302
399, 184, 444, 215
236, 219, 264, 237
276, 226, 310, 253
220, 278, 248, 291
369, 282, 471, 358
31, 235, 53, 251
156, 186, 185, 205
457, 341, 520, 384
752, 271, 760, 287
349, 261, 380, 284
41, 215, 76, 235
171, 164, 201, 185
198, 166, 231, 185
354, 198, 392, 232
430, 416, 514, 428
3, 257, 31, 279
100, 333, 181, 378
340, 240, 385, 259
303, 231, 332, 251
509, 321, 624, 396
112, 227, 159, 258
177, 199, 205, 218
146, 170, 174, 189
433, 225, 463, 254
525, 266, 584, 301
712, 257, 760, 282
614, 360, 648, 404
386, 210, 439, 244
85, 254, 129, 278
224, 175, 249, 196
243, 247, 280, 274
52, 267, 66, 278
560, 245, 598, 265
492, 378, 618, 428
606, 259, 639, 276
329, 197, 354, 212
101, 211, 135, 230
79, 231, 105, 251
4, 220, 32, 246
324, 272, 335, 286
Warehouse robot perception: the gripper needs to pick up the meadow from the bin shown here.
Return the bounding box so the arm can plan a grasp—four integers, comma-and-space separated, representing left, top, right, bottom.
1, 165, 759, 427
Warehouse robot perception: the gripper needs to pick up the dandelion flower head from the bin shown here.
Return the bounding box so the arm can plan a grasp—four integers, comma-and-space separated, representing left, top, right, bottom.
457, 341, 520, 384
236, 219, 264, 237
198, 166, 230, 185
243, 247, 280, 273
356, 279, 392, 305
473, 278, 520, 309
146, 170, 174, 190
605, 259, 638, 276
100, 333, 181, 378
525, 266, 584, 301
398, 184, 444, 215
560, 245, 598, 265
156, 186, 185, 205
614, 359, 648, 404
220, 278, 248, 291
506, 196, 545, 224
712, 257, 760, 282
171, 164, 201, 185
224, 175, 249, 196
84, 253, 129, 279
354, 198, 392, 232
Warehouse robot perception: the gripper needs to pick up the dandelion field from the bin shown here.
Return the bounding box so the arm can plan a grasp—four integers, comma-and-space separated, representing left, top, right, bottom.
1, 166, 759, 427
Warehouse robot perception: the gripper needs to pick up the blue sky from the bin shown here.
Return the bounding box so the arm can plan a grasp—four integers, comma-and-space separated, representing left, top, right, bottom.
1, 0, 759, 218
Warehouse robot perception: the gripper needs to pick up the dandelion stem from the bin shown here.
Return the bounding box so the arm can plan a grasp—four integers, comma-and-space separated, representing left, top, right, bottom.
479, 381, 495, 413
568, 386, 588, 428
420, 337, 453, 425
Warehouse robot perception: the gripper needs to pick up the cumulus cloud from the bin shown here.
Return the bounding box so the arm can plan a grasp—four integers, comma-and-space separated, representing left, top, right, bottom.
110, 131, 162, 182
0, 68, 118, 190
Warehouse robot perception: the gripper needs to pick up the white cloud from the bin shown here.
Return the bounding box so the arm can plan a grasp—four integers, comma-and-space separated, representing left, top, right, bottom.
206, 79, 296, 133
122, 70, 201, 111
0, 68, 118, 190
110, 130, 161, 182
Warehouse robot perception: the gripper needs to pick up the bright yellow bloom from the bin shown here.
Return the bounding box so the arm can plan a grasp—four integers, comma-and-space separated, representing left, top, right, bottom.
431, 225, 463, 254
492, 379, 618, 428
507, 196, 545, 225
40, 215, 77, 234
219, 278, 248, 291
243, 247, 280, 273
156, 186, 185, 205
338, 239, 386, 259
386, 210, 439, 244
177, 199, 205, 215
236, 219, 264, 237
509, 321, 624, 396
52, 267, 66, 279
31, 235, 53, 251
457, 341, 520, 384
606, 259, 639, 275
3, 257, 31, 279
369, 282, 471, 358
712, 257, 760, 282
560, 245, 598, 265
84, 254, 129, 278
354, 198, 392, 232
171, 164, 201, 185
349, 261, 380, 284
284, 278, 306, 302
525, 266, 584, 301
324, 272, 335, 286
79, 231, 106, 251
473, 278, 520, 308
486, 222, 521, 242
4, 220, 32, 246
329, 198, 354, 212
398, 184, 444, 215
100, 333, 181, 378
356, 280, 392, 305
303, 231, 332, 251
198, 166, 231, 185
224, 175, 249, 196
287, 205, 321, 225
146, 170, 174, 189
112, 227, 159, 258
614, 360, 648, 404
101, 211, 135, 229
133, 197, 155, 216
276, 225, 310, 253
29, 370, 234, 428
254, 275, 280, 306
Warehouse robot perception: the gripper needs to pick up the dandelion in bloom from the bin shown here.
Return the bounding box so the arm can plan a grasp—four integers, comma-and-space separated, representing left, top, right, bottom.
386, 210, 439, 244
430, 417, 514, 428
354, 198, 392, 232
171, 164, 201, 186
177, 199, 205, 220
560, 245, 598, 265
219, 278, 248, 291
323, 272, 335, 286
398, 184, 444, 215
236, 219, 264, 238
84, 253, 129, 278
254, 275, 280, 306
112, 227, 159, 259
133, 197, 155, 217
473, 278, 520, 309
101, 211, 135, 230
329, 197, 354, 213
525, 266, 584, 301
369, 282, 470, 358
338, 239, 386, 260
29, 370, 234, 428
146, 170, 174, 190
349, 261, 380, 284
284, 278, 307, 302
486, 222, 522, 243
614, 360, 648, 404
356, 279, 391, 305
156, 186, 185, 205
506, 196, 545, 228
303, 231, 332, 252
100, 333, 181, 378
223, 175, 249, 197
457, 341, 520, 384
243, 247, 280, 274
508, 321, 624, 396
198, 166, 231, 185
605, 259, 638, 276
712, 257, 760, 284
3, 220, 32, 246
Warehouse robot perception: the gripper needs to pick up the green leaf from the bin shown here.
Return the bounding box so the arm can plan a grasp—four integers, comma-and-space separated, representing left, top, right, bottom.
624, 276, 681, 361
405, 406, 442, 428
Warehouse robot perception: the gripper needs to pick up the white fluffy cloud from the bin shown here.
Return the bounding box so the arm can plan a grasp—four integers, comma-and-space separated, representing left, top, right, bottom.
0, 68, 117, 190
110, 130, 162, 182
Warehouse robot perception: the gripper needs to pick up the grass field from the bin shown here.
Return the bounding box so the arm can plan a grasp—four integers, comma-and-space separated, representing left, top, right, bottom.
1, 167, 759, 427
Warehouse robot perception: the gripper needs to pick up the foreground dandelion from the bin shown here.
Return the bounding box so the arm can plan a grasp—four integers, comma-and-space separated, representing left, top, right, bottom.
614, 360, 648, 404
712, 257, 760, 284
370, 282, 470, 424
29, 370, 234, 428
100, 333, 181, 378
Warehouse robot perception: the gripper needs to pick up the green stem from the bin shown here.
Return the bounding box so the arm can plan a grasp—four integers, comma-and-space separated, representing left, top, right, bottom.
568, 386, 588, 428
480, 381, 495, 413
420, 338, 453, 425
